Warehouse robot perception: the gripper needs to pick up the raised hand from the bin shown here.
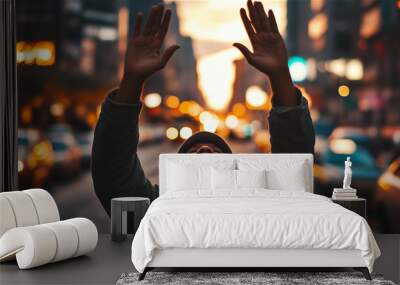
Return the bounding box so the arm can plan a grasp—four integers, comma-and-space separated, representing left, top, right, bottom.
234, 1, 297, 106
117, 5, 179, 104
124, 5, 179, 80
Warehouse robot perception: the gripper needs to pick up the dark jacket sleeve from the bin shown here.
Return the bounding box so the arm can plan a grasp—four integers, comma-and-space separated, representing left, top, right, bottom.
268, 88, 315, 154
91, 90, 158, 216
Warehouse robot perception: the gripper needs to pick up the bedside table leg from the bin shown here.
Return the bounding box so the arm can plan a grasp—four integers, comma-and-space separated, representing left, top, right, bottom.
354, 267, 371, 280
138, 268, 148, 281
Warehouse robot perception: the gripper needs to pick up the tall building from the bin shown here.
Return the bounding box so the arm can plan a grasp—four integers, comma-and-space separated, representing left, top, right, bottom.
286, 0, 400, 126
286, 0, 311, 57
229, 59, 268, 110
357, 0, 400, 125
287, 0, 361, 60
286, 0, 361, 124
16, 0, 119, 104
165, 2, 202, 104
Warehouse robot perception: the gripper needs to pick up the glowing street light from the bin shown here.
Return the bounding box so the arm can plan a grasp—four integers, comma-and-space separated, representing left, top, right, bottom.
166, 127, 179, 140
232, 103, 246, 117
165, 95, 180, 109
180, 127, 193, 139
199, 111, 213, 124
225, 114, 239, 129
50, 103, 64, 116
144, 93, 162, 108
345, 59, 363, 81
203, 118, 219, 133
179, 101, 191, 114
288, 56, 308, 82
199, 111, 219, 133
245, 86, 268, 108
330, 139, 356, 154
338, 85, 350, 97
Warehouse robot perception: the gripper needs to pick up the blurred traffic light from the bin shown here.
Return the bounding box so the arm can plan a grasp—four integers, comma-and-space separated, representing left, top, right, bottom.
288, 56, 308, 82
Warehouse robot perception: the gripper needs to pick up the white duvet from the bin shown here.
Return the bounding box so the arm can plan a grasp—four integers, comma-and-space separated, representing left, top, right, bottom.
131, 190, 380, 273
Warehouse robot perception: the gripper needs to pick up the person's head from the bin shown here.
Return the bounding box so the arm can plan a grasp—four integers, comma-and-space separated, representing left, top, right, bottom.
178, 131, 232, 154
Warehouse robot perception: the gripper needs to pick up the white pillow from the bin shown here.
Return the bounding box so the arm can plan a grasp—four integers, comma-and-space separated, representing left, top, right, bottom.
211, 169, 268, 190
167, 162, 212, 191
167, 158, 236, 171
237, 159, 308, 191
266, 163, 307, 191
236, 169, 267, 189
211, 168, 236, 190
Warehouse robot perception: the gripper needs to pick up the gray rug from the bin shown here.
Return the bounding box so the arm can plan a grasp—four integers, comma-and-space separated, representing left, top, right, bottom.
117, 272, 396, 285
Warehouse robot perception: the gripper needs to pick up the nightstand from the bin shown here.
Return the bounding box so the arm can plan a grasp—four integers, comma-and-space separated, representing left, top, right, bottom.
111, 197, 150, 242
331, 198, 366, 219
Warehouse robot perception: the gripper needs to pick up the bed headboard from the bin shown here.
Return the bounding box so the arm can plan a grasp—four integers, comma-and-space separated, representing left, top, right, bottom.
159, 153, 314, 195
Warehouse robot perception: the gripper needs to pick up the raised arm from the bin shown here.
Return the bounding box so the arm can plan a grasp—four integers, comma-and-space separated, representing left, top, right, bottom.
117, 5, 180, 104
234, 0, 314, 153
92, 5, 179, 215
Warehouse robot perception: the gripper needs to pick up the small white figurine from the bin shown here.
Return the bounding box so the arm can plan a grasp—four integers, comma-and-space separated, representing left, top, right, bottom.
343, 156, 352, 189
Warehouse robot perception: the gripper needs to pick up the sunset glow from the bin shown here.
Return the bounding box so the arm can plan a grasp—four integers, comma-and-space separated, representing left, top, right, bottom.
197, 48, 242, 111
166, 0, 287, 112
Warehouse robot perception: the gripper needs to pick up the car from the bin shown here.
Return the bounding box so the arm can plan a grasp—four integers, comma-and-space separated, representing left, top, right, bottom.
314, 118, 334, 138
330, 127, 372, 152
45, 124, 82, 178
139, 124, 165, 145
314, 137, 381, 199
18, 129, 54, 188
376, 155, 400, 233
75, 130, 94, 168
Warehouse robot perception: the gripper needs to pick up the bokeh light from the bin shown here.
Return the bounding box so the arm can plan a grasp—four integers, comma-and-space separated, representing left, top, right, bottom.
165, 95, 180, 109
288, 56, 308, 82
144, 93, 162, 108
199, 111, 219, 133
179, 126, 193, 139
179, 101, 191, 114
188, 102, 202, 117
232, 103, 246, 117
338, 85, 350, 97
245, 86, 268, 108
345, 59, 363, 81
330, 139, 357, 154
166, 127, 179, 140
50, 103, 64, 116
225, 114, 239, 129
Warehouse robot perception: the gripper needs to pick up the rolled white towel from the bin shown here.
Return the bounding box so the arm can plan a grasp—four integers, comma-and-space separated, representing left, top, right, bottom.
0, 218, 98, 269
42, 221, 79, 262
0, 225, 57, 268
0, 196, 17, 237
65, 218, 98, 257
23, 188, 60, 224
0, 189, 60, 235
0, 191, 39, 227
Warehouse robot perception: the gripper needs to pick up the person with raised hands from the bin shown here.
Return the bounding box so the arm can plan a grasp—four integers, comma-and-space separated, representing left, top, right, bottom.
92, 3, 315, 216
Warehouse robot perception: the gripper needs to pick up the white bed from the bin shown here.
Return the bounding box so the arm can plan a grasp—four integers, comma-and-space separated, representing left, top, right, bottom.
131, 154, 380, 280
